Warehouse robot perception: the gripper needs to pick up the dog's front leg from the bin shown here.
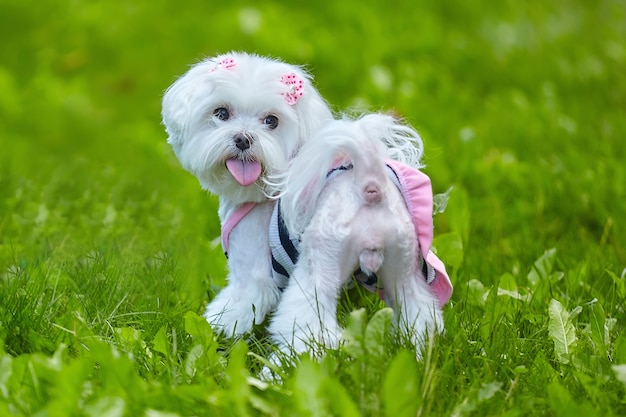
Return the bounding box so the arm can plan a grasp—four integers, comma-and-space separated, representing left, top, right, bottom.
204, 203, 280, 337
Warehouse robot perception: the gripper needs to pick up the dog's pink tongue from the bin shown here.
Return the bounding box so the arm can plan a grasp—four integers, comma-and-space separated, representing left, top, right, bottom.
226, 159, 262, 186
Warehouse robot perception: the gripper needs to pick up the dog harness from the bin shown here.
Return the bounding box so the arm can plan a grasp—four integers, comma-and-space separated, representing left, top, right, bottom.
221, 202, 257, 257
267, 160, 453, 307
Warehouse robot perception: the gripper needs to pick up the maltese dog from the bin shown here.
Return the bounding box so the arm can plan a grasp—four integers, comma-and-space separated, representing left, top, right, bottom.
162, 52, 332, 336
267, 114, 453, 356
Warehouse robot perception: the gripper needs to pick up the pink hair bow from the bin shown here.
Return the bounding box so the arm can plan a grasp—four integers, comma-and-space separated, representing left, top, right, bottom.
280, 73, 304, 105
209, 57, 236, 72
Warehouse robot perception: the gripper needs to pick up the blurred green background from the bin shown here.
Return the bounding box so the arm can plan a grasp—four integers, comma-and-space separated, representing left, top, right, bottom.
1, 0, 625, 414
1, 0, 624, 341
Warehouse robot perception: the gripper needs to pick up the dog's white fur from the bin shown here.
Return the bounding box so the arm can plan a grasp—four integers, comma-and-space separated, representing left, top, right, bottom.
268, 114, 443, 355
162, 52, 332, 336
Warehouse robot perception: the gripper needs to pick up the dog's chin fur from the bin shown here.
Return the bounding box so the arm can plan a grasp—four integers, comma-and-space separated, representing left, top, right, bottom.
162, 52, 332, 336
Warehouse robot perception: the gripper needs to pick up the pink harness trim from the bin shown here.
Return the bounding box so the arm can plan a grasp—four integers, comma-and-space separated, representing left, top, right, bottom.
385, 160, 433, 260
385, 160, 454, 306
221, 202, 257, 255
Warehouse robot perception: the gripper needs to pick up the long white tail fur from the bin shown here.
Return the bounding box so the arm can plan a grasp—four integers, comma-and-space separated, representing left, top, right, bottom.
276, 113, 424, 236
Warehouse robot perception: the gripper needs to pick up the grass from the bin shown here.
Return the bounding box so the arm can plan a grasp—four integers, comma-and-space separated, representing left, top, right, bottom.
1, 0, 625, 415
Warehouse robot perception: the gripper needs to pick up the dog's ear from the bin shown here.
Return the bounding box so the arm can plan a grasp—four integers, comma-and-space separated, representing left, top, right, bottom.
161, 60, 216, 155
292, 76, 333, 150
162, 73, 193, 153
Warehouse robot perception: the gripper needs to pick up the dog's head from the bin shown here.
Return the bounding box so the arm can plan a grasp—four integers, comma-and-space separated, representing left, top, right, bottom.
162, 52, 332, 204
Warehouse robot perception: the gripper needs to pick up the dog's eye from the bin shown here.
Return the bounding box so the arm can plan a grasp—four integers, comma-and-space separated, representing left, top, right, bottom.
213, 107, 230, 121
263, 115, 279, 130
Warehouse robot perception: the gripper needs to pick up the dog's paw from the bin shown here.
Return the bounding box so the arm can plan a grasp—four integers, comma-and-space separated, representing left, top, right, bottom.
203, 298, 256, 337
203, 281, 281, 337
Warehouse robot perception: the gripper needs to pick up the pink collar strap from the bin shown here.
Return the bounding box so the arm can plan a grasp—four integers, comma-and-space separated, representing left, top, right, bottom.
221, 202, 257, 256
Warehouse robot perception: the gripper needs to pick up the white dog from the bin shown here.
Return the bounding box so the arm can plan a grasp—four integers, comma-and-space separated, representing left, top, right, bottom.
162, 52, 332, 336
268, 114, 453, 355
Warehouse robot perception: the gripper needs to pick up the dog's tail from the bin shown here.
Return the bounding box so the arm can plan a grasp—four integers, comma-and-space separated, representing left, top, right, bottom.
277, 113, 424, 236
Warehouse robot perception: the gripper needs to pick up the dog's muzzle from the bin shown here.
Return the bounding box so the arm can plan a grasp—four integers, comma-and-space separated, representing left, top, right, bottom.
233, 132, 254, 151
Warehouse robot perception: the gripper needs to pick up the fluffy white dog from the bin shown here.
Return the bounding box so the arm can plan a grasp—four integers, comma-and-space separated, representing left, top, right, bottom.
162, 52, 332, 336
268, 114, 453, 356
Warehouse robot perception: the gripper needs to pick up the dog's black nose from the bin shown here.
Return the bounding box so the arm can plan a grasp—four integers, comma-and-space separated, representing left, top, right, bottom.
233, 133, 251, 151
